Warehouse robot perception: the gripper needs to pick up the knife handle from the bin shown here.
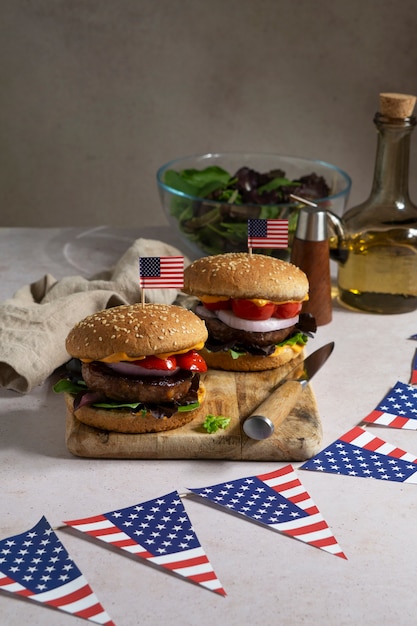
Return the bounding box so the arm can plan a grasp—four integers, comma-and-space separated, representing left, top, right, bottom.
248, 380, 304, 431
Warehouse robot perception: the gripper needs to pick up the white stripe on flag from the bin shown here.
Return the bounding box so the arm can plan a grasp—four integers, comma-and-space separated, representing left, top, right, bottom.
151, 546, 206, 566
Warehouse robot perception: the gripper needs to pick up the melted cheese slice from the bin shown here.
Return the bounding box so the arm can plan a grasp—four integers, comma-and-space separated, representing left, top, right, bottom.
200, 295, 230, 303
269, 342, 304, 357
80, 341, 206, 363
200, 295, 308, 306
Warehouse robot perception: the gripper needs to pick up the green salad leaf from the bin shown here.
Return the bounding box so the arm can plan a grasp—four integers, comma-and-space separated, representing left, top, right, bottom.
206, 333, 309, 361
257, 176, 295, 193
93, 401, 147, 411
53, 376, 202, 414
164, 163, 330, 258
164, 166, 231, 197
53, 379, 86, 394
178, 401, 200, 412
278, 332, 309, 347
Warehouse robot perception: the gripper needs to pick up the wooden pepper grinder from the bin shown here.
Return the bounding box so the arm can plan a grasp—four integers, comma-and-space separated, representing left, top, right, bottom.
290, 205, 332, 325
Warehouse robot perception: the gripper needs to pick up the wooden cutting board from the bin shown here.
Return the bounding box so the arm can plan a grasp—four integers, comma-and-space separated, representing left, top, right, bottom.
66, 356, 323, 461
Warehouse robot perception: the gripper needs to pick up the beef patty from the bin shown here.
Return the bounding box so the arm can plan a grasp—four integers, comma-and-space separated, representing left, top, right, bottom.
203, 316, 295, 348
81, 361, 195, 404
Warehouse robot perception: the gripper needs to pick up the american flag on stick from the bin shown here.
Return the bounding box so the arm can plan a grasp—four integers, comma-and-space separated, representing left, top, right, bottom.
64, 491, 226, 596
362, 380, 417, 430
247, 218, 289, 249
139, 256, 184, 289
0, 516, 115, 625
188, 465, 346, 559
301, 425, 417, 483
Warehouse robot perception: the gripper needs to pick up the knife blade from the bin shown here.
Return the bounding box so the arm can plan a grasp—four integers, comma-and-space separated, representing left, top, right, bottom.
242, 342, 334, 440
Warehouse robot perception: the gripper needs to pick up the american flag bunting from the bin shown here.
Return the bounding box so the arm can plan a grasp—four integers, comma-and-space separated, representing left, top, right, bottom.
0, 516, 115, 625
188, 465, 346, 559
138, 256, 184, 289
301, 425, 417, 483
247, 218, 289, 249
64, 491, 226, 596
411, 349, 417, 384
362, 380, 417, 430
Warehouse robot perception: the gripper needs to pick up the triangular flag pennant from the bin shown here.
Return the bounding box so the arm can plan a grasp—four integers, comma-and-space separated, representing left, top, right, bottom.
64, 491, 226, 596
301, 426, 417, 483
362, 381, 417, 429
188, 465, 346, 559
0, 516, 115, 625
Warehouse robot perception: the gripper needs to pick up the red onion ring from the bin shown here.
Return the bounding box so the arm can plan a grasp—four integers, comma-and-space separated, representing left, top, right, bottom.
105, 362, 180, 377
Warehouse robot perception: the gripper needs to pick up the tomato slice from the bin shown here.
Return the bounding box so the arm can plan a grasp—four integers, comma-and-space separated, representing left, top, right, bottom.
231, 299, 276, 320
132, 355, 177, 371
202, 299, 231, 311
274, 302, 302, 319
176, 350, 207, 372
202, 296, 302, 321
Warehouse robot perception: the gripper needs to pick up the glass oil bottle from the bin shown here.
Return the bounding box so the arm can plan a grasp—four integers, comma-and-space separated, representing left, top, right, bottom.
337, 92, 417, 314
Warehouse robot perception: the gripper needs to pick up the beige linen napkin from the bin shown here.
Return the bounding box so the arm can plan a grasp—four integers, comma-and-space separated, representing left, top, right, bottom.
0, 238, 186, 393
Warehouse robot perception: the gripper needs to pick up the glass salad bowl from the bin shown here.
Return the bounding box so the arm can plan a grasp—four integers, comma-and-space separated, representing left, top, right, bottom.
156, 152, 351, 259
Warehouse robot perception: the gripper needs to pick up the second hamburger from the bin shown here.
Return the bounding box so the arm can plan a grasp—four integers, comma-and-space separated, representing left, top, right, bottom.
183, 252, 315, 371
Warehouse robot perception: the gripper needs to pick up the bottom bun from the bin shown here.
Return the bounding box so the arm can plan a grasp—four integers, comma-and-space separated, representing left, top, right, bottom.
64, 385, 206, 434
200, 345, 304, 372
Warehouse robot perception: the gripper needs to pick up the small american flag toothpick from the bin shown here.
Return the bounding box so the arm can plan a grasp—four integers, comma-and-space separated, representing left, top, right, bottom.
247, 219, 288, 250
139, 256, 184, 289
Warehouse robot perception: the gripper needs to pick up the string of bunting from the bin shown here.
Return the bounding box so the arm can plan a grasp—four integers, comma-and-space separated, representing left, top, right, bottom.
0, 464, 346, 625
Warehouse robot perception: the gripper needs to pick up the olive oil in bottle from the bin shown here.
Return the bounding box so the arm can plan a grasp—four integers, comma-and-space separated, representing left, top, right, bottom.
337, 93, 417, 314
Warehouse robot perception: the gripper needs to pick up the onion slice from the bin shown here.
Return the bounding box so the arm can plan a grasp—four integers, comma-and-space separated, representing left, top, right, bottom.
196, 303, 298, 332
105, 362, 180, 377
195, 304, 217, 319
216, 309, 299, 332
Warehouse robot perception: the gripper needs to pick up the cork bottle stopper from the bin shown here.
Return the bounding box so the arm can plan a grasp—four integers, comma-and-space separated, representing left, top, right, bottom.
379, 92, 416, 118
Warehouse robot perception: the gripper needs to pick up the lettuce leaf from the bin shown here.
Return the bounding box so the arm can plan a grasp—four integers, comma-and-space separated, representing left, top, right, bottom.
53, 379, 87, 394
277, 332, 309, 347
207, 332, 309, 360
53, 376, 201, 414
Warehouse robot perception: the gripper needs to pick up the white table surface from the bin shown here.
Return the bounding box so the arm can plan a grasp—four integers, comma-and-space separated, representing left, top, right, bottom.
1, 227, 417, 626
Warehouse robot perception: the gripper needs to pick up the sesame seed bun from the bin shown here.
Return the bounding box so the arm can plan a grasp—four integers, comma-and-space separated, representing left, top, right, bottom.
65, 303, 208, 361
200, 345, 304, 372
183, 252, 308, 302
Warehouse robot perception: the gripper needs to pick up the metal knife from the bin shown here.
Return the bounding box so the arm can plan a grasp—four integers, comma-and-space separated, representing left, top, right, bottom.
243, 342, 334, 440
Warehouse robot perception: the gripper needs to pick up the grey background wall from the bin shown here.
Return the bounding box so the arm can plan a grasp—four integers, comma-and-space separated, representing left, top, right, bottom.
1, 0, 417, 227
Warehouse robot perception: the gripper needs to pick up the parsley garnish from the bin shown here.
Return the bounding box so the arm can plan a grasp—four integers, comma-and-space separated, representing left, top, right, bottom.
203, 415, 231, 433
